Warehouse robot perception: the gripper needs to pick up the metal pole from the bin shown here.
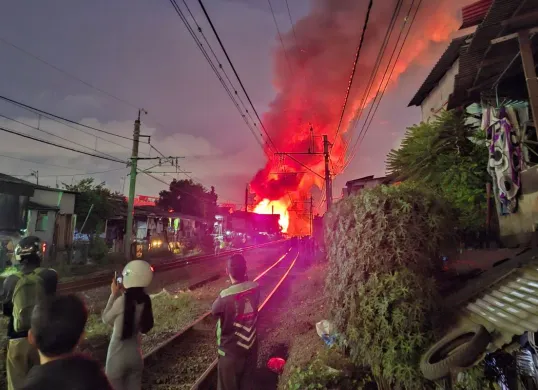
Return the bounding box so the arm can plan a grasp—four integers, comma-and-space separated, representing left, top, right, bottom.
79, 204, 94, 234
310, 195, 313, 236
323, 135, 332, 211
125, 111, 141, 260
519, 30, 538, 138
245, 185, 248, 212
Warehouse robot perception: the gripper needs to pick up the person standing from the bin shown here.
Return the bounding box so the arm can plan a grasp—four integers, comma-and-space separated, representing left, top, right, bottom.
212, 254, 260, 390
22, 294, 112, 390
1, 236, 57, 390
102, 260, 154, 390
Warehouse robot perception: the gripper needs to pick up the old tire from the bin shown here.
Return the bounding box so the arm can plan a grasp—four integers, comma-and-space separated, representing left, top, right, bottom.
420, 325, 491, 381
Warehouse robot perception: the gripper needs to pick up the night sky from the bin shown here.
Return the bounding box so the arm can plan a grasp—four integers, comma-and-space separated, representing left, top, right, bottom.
0, 0, 471, 208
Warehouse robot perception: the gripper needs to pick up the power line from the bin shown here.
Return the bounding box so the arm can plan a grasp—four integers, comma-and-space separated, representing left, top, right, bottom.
0, 35, 185, 145
343, 0, 423, 171
0, 94, 133, 141
0, 113, 126, 162
267, 0, 294, 77
339, 0, 403, 162
167, 0, 265, 150
0, 126, 127, 164
0, 154, 88, 170
0, 36, 139, 111
284, 0, 298, 44
12, 167, 127, 179
179, 0, 258, 129
197, 0, 279, 154
331, 0, 374, 157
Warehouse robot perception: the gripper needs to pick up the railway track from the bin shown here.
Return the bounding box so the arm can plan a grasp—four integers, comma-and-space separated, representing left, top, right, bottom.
58, 240, 286, 294
141, 248, 299, 390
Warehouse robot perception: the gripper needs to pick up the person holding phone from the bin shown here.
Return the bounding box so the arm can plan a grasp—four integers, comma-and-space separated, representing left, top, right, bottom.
102, 260, 154, 390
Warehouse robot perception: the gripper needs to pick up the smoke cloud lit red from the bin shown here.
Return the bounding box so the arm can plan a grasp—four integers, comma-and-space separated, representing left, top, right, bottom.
251, 0, 473, 235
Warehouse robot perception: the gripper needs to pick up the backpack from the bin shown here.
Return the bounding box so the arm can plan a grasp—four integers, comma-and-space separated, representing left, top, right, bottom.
12, 268, 46, 333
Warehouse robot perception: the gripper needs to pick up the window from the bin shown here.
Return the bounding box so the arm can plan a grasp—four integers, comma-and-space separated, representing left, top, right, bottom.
35, 211, 48, 232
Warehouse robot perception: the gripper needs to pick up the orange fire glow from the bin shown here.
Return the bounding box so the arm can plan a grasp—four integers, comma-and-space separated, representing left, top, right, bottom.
250, 0, 472, 235
254, 198, 290, 233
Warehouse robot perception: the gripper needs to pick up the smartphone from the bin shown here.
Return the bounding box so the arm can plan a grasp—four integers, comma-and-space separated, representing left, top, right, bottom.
115, 271, 122, 285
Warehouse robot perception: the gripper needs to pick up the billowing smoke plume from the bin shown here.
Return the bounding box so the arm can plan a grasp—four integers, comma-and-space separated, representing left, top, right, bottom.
251, 0, 472, 234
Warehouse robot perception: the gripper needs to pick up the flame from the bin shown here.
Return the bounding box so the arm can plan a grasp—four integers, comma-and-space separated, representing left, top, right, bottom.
250, 0, 473, 234
254, 198, 290, 233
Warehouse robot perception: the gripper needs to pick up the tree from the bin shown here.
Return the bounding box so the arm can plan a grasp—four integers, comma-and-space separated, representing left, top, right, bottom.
386, 110, 489, 233
157, 179, 218, 221
64, 178, 126, 236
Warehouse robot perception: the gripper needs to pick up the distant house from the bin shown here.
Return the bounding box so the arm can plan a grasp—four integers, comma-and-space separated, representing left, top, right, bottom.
0, 173, 77, 258
344, 175, 391, 197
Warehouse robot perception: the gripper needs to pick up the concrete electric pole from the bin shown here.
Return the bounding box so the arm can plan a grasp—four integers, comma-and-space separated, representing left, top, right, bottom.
124, 109, 145, 260
323, 135, 333, 211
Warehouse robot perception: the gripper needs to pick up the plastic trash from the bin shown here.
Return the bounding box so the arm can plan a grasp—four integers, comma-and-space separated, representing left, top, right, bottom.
316, 320, 337, 347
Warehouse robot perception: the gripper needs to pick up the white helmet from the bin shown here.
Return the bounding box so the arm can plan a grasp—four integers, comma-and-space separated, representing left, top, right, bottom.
122, 260, 154, 289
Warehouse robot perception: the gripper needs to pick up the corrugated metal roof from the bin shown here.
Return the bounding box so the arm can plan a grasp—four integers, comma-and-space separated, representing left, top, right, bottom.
460, 0, 494, 30
444, 249, 538, 351
447, 0, 538, 109
408, 35, 471, 107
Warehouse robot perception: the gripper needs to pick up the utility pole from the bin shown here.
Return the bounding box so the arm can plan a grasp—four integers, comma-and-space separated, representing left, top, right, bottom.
124, 109, 145, 260
274, 130, 333, 213
323, 135, 333, 210
310, 195, 313, 236
245, 185, 249, 212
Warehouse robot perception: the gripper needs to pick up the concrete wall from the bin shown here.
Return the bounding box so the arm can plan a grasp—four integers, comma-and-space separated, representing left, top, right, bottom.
498, 166, 538, 247
421, 59, 459, 123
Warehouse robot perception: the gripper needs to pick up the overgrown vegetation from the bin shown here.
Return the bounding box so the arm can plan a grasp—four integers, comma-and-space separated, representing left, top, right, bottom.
324, 184, 454, 388
386, 110, 489, 234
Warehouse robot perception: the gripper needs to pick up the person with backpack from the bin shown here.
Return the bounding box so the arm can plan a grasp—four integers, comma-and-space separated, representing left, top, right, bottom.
102, 260, 154, 390
22, 294, 113, 390
1, 236, 58, 390
211, 254, 260, 390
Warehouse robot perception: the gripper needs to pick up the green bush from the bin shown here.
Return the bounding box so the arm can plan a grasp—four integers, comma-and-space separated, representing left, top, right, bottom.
345, 269, 439, 389
325, 183, 453, 330
286, 357, 359, 390
88, 237, 109, 263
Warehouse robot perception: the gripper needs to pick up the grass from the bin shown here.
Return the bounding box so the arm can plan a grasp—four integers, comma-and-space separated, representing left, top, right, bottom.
81, 288, 207, 363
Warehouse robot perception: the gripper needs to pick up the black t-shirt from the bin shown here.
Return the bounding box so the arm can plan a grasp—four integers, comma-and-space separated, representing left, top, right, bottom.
22, 354, 112, 390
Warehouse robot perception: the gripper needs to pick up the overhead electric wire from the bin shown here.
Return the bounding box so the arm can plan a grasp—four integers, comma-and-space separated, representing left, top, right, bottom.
266, 0, 294, 77
0, 154, 88, 170
197, 0, 279, 155
284, 0, 298, 43
167, 0, 265, 150
335, 0, 403, 170
331, 0, 374, 158
0, 94, 134, 141
0, 113, 126, 162
0, 126, 127, 164
12, 167, 127, 179
179, 0, 258, 128
0, 36, 140, 111
343, 0, 423, 171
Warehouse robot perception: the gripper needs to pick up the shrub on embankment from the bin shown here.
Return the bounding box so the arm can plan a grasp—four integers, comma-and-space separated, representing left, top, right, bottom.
324, 183, 454, 389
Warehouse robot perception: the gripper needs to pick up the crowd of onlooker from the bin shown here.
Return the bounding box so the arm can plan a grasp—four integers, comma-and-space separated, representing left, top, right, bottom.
3, 235, 283, 390
1, 236, 154, 390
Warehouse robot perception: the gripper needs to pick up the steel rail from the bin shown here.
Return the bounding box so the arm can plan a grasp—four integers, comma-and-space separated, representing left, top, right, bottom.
189, 250, 299, 389
139, 248, 299, 389
57, 240, 286, 294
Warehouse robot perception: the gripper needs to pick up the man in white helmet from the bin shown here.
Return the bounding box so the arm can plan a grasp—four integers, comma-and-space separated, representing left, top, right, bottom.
102, 260, 154, 390
1, 236, 57, 390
